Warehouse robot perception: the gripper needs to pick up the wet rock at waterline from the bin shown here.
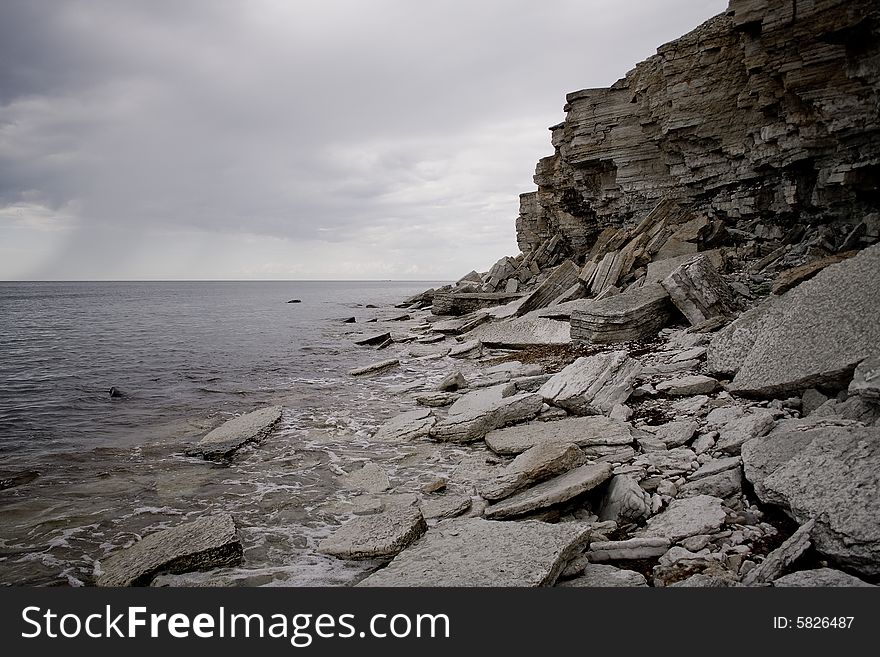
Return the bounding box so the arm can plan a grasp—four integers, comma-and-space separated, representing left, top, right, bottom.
187, 406, 283, 460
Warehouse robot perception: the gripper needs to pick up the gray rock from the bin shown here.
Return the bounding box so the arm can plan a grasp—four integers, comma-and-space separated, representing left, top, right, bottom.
742, 421, 880, 576
357, 518, 591, 587
420, 495, 472, 521
656, 375, 718, 396
706, 405, 745, 427
651, 420, 698, 447
571, 283, 674, 343
633, 447, 697, 476
729, 244, 880, 397
373, 409, 436, 442
429, 392, 544, 443
341, 462, 391, 493
448, 339, 483, 359
849, 356, 880, 400
639, 495, 727, 542
538, 351, 641, 415
598, 474, 652, 524
660, 254, 739, 325
670, 347, 707, 363
188, 406, 282, 459
96, 514, 242, 586
705, 305, 776, 377
715, 409, 776, 455
463, 316, 571, 348
415, 392, 459, 407
558, 563, 648, 587
318, 503, 427, 560
801, 388, 830, 416
481, 442, 586, 501
349, 359, 400, 376
485, 416, 635, 456
354, 332, 392, 346
773, 568, 875, 587
448, 383, 514, 416
437, 370, 468, 392
516, 260, 580, 316
431, 292, 521, 316
587, 537, 670, 561
687, 456, 741, 481
431, 312, 490, 335
742, 520, 814, 586
680, 468, 742, 500
484, 462, 613, 519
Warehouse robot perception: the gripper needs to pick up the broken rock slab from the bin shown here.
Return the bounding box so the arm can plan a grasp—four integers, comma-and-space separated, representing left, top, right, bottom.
558, 563, 648, 587
463, 316, 571, 348
741, 421, 880, 577
448, 383, 514, 416
742, 520, 814, 586
729, 244, 880, 397
539, 351, 641, 415
372, 409, 436, 442
481, 442, 586, 501
651, 420, 698, 448
484, 462, 613, 519
655, 375, 718, 396
587, 537, 670, 561
348, 359, 400, 376
849, 356, 880, 400
515, 260, 580, 316
485, 415, 635, 456
341, 462, 391, 493
639, 495, 727, 543
660, 254, 739, 325
772, 568, 875, 587
318, 503, 427, 560
353, 332, 392, 346
570, 283, 674, 343
448, 339, 483, 359
437, 370, 468, 392
188, 406, 282, 460
357, 518, 591, 587
96, 514, 243, 586
429, 392, 543, 443
715, 409, 776, 455
598, 474, 652, 524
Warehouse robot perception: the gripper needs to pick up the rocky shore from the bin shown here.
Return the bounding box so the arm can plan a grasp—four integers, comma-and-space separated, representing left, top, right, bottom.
95, 0, 879, 587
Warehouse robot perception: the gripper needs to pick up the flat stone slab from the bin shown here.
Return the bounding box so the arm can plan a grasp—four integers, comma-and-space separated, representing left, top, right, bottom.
484, 462, 613, 519
349, 359, 400, 376
651, 420, 698, 447
96, 514, 242, 586
485, 416, 635, 455
420, 495, 472, 521
430, 392, 543, 443
639, 495, 727, 542
341, 462, 391, 493
571, 283, 674, 343
729, 244, 880, 396
464, 316, 572, 347
587, 537, 670, 561
538, 351, 641, 415
448, 339, 483, 359
357, 518, 591, 587
656, 375, 718, 396
773, 568, 875, 587
373, 409, 436, 441
354, 332, 392, 346
448, 383, 514, 416
715, 409, 776, 455
188, 406, 282, 459
558, 564, 648, 587
318, 503, 427, 560
742, 422, 880, 576
481, 442, 586, 501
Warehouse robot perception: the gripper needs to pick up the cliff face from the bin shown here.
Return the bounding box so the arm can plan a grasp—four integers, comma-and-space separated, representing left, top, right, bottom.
517, 0, 880, 260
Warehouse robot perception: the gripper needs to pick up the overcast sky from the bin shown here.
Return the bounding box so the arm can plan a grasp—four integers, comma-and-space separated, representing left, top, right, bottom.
1, 0, 727, 280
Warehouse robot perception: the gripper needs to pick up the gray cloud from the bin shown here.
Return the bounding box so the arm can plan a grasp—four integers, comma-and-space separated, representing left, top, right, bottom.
0, 0, 728, 279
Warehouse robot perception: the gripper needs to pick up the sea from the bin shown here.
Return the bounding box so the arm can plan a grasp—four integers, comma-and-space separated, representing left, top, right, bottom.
0, 280, 470, 586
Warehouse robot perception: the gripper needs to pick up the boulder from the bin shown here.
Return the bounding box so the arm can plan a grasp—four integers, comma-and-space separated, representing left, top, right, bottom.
651, 420, 698, 448
481, 442, 586, 501
729, 244, 880, 397
598, 474, 652, 524
741, 421, 880, 576
633, 447, 698, 476
485, 416, 635, 456
538, 351, 641, 415
660, 254, 739, 325
558, 564, 648, 587
772, 569, 875, 587
447, 383, 514, 416
644, 250, 723, 285
318, 503, 427, 560
357, 518, 591, 587
570, 283, 674, 343
348, 359, 399, 376
639, 495, 727, 542
429, 393, 543, 443
484, 462, 613, 519
448, 339, 483, 359
437, 370, 468, 392
372, 409, 436, 442
188, 406, 282, 459
96, 514, 242, 586
849, 356, 880, 400
679, 468, 742, 500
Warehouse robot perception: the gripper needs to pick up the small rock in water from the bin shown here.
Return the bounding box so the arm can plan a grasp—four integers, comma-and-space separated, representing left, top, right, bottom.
108, 386, 124, 398
287, 299, 302, 303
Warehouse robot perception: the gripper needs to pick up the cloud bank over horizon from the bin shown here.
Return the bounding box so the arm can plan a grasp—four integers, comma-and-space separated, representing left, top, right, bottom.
0, 0, 727, 280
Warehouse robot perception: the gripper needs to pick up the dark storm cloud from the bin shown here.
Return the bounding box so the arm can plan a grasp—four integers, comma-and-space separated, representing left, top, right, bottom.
0, 0, 728, 279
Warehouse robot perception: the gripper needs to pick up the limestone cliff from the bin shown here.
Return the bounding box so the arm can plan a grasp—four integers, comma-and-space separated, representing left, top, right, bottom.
516, 0, 880, 260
